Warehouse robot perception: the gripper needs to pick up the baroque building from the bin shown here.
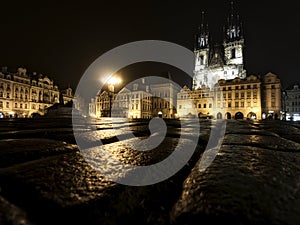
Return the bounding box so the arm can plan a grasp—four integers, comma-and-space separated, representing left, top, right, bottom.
177, 73, 281, 120
0, 67, 73, 118
90, 77, 179, 119
284, 84, 300, 121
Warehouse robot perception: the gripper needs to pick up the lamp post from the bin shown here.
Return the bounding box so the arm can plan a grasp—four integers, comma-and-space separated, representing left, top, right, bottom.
281, 90, 287, 121
106, 77, 121, 117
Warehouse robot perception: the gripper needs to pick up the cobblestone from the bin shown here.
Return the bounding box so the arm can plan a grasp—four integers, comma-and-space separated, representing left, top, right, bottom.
0, 118, 299, 225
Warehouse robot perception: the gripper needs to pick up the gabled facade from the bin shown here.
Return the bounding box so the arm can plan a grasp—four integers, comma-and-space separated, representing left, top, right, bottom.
90, 78, 179, 119
284, 84, 300, 121
0, 67, 64, 118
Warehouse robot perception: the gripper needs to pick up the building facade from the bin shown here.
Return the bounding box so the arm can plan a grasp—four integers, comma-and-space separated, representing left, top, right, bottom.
0, 67, 72, 118
177, 73, 281, 120
193, 3, 246, 90
284, 84, 300, 121
178, 75, 260, 120
90, 78, 179, 119
261, 72, 281, 119
177, 2, 282, 121
62, 87, 74, 105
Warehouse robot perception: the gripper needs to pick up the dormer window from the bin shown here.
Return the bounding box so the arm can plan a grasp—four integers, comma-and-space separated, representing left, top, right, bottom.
133, 83, 138, 91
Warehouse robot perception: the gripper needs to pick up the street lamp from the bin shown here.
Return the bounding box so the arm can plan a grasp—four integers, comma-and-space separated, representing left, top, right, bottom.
281, 90, 287, 121
106, 76, 122, 117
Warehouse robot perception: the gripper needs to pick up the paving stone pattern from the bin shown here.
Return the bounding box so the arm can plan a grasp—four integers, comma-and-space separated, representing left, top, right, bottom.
0, 117, 299, 225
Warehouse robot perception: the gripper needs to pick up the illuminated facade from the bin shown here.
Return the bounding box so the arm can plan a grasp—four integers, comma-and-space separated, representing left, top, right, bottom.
150, 82, 179, 119
261, 72, 281, 119
177, 73, 281, 120
62, 87, 74, 105
94, 90, 112, 118
0, 67, 73, 118
178, 75, 261, 119
0, 67, 59, 118
180, 2, 282, 120
91, 78, 178, 119
193, 2, 246, 90
284, 84, 300, 121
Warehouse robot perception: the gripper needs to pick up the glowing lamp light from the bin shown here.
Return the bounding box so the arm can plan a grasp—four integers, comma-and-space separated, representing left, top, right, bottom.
107, 77, 122, 85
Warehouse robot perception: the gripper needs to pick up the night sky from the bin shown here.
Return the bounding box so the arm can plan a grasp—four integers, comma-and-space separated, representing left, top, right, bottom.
1, 0, 299, 92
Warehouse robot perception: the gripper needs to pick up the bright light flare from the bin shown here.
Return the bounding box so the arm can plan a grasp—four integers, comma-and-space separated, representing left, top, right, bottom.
106, 77, 122, 85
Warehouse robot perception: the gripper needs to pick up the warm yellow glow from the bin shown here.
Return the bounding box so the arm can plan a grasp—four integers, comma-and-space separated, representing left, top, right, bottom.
106, 76, 122, 85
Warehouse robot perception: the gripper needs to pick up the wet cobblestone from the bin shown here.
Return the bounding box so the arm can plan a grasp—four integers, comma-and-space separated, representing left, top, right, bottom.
0, 118, 299, 225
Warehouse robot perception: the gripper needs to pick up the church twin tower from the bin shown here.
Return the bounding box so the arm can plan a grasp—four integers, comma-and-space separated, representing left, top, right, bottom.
193, 1, 246, 90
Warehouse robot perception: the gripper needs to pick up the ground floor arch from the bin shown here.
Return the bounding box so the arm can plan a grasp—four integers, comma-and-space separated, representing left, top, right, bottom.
217, 112, 222, 119
30, 112, 42, 118
235, 112, 244, 119
225, 112, 231, 119
247, 112, 257, 120
158, 111, 163, 118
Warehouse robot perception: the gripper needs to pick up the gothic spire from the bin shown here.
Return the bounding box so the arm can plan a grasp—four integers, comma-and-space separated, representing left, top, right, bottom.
224, 1, 243, 42
196, 11, 209, 50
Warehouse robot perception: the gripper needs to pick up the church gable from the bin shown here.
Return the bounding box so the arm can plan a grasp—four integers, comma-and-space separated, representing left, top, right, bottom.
208, 45, 225, 68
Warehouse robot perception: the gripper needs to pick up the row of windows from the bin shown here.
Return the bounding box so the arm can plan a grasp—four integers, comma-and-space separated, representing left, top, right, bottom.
0, 101, 41, 109
14, 78, 31, 84
0, 90, 57, 97
115, 94, 169, 100
287, 102, 300, 106
222, 84, 259, 91
180, 91, 260, 100
178, 101, 260, 109
0, 92, 55, 102
0, 81, 57, 90
223, 92, 257, 99
286, 95, 300, 99
287, 108, 300, 112
197, 103, 212, 109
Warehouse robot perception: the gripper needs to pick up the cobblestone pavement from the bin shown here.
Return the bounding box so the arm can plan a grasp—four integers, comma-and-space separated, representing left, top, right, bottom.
0, 117, 299, 225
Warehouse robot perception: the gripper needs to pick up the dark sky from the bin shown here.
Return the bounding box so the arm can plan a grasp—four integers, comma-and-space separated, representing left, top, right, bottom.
1, 0, 299, 92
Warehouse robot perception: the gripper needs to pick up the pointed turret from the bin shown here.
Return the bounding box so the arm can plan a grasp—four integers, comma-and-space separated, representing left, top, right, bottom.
224, 1, 243, 42
195, 11, 209, 50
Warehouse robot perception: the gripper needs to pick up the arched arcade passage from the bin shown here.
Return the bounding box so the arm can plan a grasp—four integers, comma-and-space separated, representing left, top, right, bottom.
225, 112, 231, 119
235, 112, 244, 120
